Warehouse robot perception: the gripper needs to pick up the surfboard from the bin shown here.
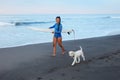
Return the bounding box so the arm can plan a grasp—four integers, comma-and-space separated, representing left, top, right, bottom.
28, 27, 74, 34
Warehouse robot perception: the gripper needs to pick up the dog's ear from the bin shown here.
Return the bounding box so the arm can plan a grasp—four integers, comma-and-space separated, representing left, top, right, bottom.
72, 51, 74, 55
69, 51, 74, 54
69, 51, 74, 56
71, 51, 75, 56
69, 51, 73, 53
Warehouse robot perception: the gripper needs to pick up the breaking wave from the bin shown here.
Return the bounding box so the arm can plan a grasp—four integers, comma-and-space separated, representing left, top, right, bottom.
0, 21, 54, 26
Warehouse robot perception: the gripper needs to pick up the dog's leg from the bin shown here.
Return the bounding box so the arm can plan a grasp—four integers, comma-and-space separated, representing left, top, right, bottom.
72, 56, 77, 66
73, 57, 77, 64
76, 57, 78, 63
82, 53, 85, 61
77, 57, 80, 63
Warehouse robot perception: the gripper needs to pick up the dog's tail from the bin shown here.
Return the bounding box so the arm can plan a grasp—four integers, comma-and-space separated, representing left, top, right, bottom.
80, 46, 82, 51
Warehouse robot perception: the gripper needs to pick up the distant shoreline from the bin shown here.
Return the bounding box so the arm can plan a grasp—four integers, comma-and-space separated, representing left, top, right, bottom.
0, 34, 120, 49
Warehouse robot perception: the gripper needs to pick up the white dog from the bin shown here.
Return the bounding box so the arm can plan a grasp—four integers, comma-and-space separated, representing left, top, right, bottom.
69, 46, 85, 66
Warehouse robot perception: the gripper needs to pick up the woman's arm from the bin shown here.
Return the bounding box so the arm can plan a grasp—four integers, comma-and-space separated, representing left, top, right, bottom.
49, 24, 56, 29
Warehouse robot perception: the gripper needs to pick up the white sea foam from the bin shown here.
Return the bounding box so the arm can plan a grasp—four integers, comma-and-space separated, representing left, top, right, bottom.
111, 16, 120, 19
107, 31, 120, 36
0, 22, 14, 26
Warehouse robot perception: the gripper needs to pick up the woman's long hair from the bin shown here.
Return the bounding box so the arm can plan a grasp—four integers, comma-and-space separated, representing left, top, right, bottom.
56, 16, 61, 31
56, 16, 61, 23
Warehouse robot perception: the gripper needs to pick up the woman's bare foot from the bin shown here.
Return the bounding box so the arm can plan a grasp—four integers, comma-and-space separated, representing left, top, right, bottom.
52, 54, 56, 57
62, 50, 66, 55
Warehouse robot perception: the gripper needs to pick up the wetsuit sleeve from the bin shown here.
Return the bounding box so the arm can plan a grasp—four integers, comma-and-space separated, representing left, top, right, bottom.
55, 24, 62, 33
49, 24, 55, 29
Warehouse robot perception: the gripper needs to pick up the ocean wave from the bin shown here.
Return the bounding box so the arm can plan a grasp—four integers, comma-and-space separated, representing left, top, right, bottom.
101, 16, 120, 19
101, 16, 111, 19
0, 21, 54, 26
14, 21, 54, 26
111, 16, 120, 19
0, 22, 14, 26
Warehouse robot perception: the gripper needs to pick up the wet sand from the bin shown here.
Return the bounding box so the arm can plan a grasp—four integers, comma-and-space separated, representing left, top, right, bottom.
0, 35, 120, 80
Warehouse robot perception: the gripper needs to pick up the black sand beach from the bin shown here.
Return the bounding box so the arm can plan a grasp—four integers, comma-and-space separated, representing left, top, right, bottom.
0, 35, 120, 80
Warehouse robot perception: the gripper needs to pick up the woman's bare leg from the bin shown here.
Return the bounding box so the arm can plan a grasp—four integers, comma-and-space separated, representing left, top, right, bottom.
53, 37, 57, 56
58, 37, 65, 54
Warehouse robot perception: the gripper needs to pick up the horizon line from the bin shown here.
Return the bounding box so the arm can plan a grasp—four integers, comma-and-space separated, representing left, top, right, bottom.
0, 13, 120, 15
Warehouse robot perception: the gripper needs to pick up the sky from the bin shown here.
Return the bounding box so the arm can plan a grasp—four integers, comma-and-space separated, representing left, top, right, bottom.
0, 0, 120, 14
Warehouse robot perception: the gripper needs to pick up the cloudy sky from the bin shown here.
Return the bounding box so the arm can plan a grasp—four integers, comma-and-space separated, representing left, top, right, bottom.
0, 0, 120, 14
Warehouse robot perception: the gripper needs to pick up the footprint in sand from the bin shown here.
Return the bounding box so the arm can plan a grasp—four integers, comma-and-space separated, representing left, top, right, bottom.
61, 73, 66, 77
37, 77, 43, 80
75, 69, 80, 72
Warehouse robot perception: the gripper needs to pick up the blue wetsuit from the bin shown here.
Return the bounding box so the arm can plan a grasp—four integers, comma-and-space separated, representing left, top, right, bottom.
49, 23, 62, 38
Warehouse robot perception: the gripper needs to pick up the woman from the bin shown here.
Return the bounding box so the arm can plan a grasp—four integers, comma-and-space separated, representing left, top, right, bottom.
49, 16, 65, 56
